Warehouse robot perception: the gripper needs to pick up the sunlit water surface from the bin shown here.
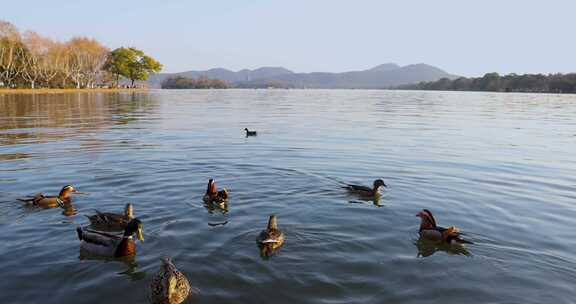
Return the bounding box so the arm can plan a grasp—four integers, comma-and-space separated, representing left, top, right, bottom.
1, 90, 575, 303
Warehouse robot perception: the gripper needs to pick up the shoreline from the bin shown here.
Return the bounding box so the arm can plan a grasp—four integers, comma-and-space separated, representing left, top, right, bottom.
0, 88, 150, 95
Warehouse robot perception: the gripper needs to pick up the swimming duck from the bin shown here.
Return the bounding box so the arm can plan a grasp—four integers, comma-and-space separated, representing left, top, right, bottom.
85, 203, 134, 231
202, 179, 229, 204
148, 256, 191, 304
257, 215, 285, 256
344, 179, 387, 197
18, 185, 80, 208
244, 128, 257, 136
76, 218, 144, 258
416, 209, 472, 244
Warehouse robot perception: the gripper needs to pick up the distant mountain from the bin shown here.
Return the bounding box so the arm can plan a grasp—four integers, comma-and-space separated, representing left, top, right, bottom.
147, 66, 293, 88
368, 63, 401, 72
148, 63, 457, 89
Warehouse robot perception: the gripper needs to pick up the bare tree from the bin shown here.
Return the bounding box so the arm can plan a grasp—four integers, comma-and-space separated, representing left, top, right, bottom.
21, 31, 46, 89
67, 38, 86, 88
67, 37, 107, 88
0, 21, 23, 87
38, 40, 64, 87
59, 43, 75, 88
86, 50, 108, 88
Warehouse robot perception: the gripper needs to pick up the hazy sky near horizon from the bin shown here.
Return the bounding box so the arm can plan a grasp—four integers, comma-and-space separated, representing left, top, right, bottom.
4, 0, 575, 76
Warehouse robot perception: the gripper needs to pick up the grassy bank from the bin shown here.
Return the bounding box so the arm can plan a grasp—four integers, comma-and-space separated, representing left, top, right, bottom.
0, 88, 150, 95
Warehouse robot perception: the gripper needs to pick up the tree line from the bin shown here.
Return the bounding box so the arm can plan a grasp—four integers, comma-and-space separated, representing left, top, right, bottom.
0, 20, 161, 89
161, 76, 229, 89
397, 72, 576, 93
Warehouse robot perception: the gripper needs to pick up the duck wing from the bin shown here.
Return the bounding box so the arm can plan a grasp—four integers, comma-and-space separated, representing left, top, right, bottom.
213, 190, 229, 203
419, 228, 443, 240
89, 210, 124, 223
440, 226, 474, 244
18, 193, 46, 203
258, 229, 283, 243
203, 193, 219, 203
257, 230, 272, 243
77, 227, 121, 247
344, 184, 372, 192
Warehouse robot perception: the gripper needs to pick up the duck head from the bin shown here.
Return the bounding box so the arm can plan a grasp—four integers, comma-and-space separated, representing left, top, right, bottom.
206, 179, 217, 195
244, 128, 249, 132
58, 185, 78, 199
373, 179, 387, 191
161, 256, 176, 269
125, 203, 134, 220
267, 214, 278, 230
416, 209, 437, 231
161, 255, 172, 264
125, 218, 144, 241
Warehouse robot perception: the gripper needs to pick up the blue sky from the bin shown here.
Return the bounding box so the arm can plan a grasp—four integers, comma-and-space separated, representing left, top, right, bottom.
3, 0, 575, 76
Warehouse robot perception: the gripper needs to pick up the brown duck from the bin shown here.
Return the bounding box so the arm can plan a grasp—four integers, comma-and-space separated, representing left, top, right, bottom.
256, 215, 285, 256
18, 185, 80, 208
86, 203, 134, 231
148, 256, 192, 304
417, 209, 473, 244
202, 179, 229, 204
344, 179, 387, 198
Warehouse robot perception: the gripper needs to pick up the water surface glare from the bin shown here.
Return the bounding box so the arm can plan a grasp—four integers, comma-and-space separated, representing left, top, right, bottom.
1, 90, 576, 303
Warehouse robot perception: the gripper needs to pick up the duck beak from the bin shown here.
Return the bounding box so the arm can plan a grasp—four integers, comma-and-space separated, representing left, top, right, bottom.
136, 227, 144, 242
71, 189, 87, 195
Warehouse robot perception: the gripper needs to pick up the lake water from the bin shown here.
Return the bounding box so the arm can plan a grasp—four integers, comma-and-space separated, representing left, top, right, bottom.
1, 90, 575, 303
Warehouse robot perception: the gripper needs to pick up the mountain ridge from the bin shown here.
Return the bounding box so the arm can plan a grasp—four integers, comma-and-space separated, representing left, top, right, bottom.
147, 63, 457, 89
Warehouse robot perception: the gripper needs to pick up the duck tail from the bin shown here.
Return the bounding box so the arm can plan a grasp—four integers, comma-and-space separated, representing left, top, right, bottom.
17, 198, 33, 203
76, 226, 83, 241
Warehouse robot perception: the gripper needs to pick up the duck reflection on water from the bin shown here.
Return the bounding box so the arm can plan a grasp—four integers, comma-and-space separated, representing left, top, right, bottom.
415, 236, 471, 257
203, 200, 229, 214
348, 196, 384, 207
61, 202, 78, 217
78, 252, 147, 281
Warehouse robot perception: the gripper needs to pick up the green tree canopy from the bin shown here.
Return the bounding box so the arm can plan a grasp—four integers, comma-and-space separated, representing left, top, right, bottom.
397, 72, 576, 94
161, 76, 230, 89
103, 47, 162, 87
